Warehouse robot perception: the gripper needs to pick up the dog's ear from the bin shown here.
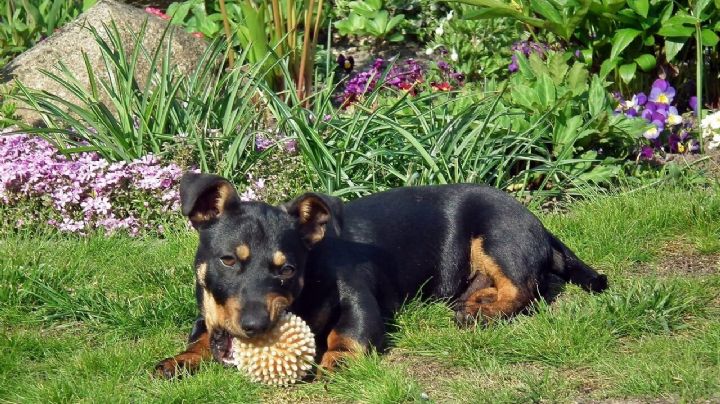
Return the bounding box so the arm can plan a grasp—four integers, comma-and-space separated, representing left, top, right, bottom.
285, 193, 343, 247
179, 172, 241, 228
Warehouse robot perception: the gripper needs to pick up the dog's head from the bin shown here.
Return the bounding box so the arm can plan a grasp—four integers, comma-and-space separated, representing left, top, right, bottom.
179, 173, 342, 361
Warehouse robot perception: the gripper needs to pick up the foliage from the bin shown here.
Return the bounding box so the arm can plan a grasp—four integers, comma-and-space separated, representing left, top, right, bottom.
166, 0, 324, 100
332, 0, 446, 41
448, 0, 720, 88
11, 20, 279, 183
257, 54, 640, 202
334, 0, 406, 43
499, 50, 646, 190
425, 5, 523, 81
0, 85, 18, 128
0, 0, 96, 69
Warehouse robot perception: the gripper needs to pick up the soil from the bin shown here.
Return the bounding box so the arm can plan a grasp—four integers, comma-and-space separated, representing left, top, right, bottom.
664, 147, 720, 178
634, 239, 720, 277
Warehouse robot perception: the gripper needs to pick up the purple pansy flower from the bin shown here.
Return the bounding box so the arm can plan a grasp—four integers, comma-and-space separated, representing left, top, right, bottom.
639, 145, 655, 159
648, 79, 675, 105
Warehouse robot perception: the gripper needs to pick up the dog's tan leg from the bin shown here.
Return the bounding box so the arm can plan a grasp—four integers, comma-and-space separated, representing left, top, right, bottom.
155, 329, 211, 379
319, 329, 366, 371
457, 238, 533, 324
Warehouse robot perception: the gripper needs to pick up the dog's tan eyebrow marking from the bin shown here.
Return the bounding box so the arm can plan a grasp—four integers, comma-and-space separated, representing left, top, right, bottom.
237, 244, 250, 261
272, 251, 287, 266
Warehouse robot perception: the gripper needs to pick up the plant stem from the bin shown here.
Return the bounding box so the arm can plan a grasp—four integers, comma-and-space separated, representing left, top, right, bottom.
271, 0, 284, 57
218, 0, 235, 68
694, 0, 703, 151
297, 0, 316, 103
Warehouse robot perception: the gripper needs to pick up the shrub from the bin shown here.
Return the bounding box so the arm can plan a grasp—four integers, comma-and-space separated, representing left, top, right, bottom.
424, 5, 522, 81
0, 0, 96, 69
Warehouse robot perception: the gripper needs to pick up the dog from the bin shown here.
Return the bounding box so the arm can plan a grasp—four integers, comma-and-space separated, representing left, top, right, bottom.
155, 173, 608, 378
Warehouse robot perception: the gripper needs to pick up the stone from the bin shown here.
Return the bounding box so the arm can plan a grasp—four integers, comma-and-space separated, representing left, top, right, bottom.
0, 0, 208, 125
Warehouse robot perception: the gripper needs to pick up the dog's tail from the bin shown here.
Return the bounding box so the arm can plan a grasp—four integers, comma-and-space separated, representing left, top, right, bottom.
548, 233, 608, 293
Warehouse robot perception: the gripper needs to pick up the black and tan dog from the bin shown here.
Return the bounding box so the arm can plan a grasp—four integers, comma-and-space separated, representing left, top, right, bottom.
155, 173, 608, 378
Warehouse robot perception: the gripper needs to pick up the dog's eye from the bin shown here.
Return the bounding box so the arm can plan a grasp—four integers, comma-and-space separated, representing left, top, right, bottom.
220, 256, 237, 267
278, 265, 295, 279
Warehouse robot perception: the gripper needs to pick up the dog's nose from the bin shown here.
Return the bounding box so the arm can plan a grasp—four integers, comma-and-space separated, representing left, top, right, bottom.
240, 314, 270, 337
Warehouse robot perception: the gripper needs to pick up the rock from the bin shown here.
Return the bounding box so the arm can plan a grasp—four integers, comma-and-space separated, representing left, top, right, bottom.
0, 0, 208, 125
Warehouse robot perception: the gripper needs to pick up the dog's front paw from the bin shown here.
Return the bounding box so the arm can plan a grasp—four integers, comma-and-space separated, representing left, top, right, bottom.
454, 310, 487, 328
154, 354, 201, 379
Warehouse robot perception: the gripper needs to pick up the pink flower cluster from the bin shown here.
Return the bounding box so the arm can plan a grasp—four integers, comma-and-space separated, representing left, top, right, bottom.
0, 134, 184, 236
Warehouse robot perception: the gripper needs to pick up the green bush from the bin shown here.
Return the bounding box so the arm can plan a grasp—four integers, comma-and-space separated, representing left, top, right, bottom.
449, 0, 720, 102
498, 50, 647, 192
0, 0, 96, 69
425, 5, 522, 81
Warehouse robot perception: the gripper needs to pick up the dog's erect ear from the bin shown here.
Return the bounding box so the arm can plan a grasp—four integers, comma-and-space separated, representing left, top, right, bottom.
285, 193, 343, 247
179, 172, 241, 228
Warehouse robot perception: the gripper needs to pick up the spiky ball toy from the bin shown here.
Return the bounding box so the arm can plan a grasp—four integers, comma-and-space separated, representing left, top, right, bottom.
227, 312, 316, 386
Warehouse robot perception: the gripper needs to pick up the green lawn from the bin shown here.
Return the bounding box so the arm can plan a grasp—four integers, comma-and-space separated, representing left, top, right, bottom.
1, 185, 719, 403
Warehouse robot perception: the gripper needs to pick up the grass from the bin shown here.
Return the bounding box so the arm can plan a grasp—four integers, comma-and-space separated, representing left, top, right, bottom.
1, 184, 719, 403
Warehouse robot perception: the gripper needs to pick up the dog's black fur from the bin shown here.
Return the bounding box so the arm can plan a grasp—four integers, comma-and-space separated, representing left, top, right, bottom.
155, 173, 608, 378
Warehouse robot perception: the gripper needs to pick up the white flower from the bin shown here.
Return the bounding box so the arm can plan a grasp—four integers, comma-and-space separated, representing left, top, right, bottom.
450, 49, 458, 62
701, 111, 720, 139
435, 25, 444, 36
425, 47, 434, 56
709, 134, 720, 150
446, 10, 454, 21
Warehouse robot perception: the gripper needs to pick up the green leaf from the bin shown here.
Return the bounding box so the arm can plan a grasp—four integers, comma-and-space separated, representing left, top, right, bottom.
530, 0, 563, 25
618, 62, 637, 83
663, 14, 699, 26
514, 52, 534, 80
168, 1, 193, 23
388, 32, 404, 42
599, 57, 618, 79
657, 24, 694, 37
535, 74, 556, 107
386, 14, 405, 31
548, 52, 569, 84
664, 38, 685, 61
588, 75, 606, 117
634, 54, 656, 71
46, 0, 64, 34
610, 28, 641, 60
701, 28, 719, 47
21, 0, 41, 25
580, 48, 593, 65
528, 52, 549, 77
579, 163, 618, 184
627, 0, 648, 17
567, 63, 589, 96
553, 115, 583, 155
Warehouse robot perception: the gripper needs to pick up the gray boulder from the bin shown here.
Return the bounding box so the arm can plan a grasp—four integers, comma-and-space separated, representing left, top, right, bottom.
0, 0, 208, 125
